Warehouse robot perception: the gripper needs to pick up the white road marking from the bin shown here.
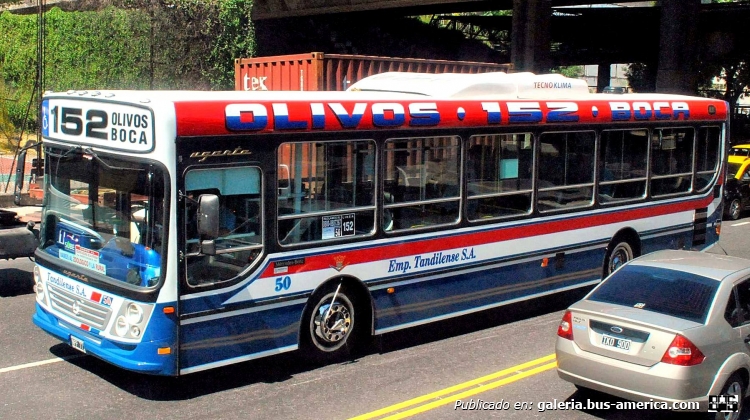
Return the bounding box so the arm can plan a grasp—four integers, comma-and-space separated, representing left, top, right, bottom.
731, 222, 750, 227
0, 355, 84, 374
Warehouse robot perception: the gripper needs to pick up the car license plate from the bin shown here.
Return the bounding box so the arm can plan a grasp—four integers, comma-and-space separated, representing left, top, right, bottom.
601, 334, 631, 351
70, 336, 86, 353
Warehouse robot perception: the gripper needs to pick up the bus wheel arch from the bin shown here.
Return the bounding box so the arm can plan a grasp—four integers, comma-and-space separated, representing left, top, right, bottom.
299, 276, 373, 362
603, 229, 641, 278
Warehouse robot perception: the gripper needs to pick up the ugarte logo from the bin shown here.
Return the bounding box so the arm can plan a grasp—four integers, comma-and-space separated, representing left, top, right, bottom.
190, 147, 252, 162
63, 270, 89, 283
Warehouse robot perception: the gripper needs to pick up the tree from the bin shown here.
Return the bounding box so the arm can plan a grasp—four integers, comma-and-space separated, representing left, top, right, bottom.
625, 63, 657, 93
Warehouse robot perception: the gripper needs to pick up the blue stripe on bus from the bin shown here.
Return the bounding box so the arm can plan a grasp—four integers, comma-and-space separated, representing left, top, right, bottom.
175, 223, 709, 371
178, 221, 695, 316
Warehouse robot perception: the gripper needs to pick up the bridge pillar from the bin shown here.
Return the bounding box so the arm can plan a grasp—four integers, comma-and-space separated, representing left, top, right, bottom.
597, 64, 611, 93
656, 0, 700, 94
511, 0, 551, 73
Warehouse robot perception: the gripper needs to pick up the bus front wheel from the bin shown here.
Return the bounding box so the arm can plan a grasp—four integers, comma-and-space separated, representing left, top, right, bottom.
302, 283, 360, 362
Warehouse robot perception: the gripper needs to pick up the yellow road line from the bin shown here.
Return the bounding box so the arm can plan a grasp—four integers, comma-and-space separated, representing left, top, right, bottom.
349, 353, 557, 420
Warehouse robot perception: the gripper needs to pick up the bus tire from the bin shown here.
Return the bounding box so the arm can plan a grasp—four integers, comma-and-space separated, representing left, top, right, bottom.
301, 283, 360, 362
603, 239, 635, 278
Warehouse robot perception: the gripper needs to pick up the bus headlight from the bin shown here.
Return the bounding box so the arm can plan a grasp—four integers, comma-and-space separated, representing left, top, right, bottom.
115, 316, 129, 337
126, 303, 143, 324
33, 266, 44, 301
109, 301, 153, 341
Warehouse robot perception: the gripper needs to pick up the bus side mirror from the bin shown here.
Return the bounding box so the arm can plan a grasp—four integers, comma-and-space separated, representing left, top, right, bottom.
14, 150, 27, 206
197, 194, 219, 256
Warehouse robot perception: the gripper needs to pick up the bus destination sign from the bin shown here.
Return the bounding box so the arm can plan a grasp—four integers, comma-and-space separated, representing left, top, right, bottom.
42, 98, 155, 153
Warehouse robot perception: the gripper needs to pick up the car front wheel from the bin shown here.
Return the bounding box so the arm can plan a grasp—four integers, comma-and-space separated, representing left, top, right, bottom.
725, 198, 742, 221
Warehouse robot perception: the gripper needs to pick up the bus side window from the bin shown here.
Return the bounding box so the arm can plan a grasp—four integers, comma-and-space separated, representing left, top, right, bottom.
278, 140, 376, 245
650, 128, 694, 197
466, 133, 533, 221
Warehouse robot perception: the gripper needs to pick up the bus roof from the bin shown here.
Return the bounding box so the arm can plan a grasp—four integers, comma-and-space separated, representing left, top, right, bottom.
347, 71, 593, 99
43, 73, 729, 139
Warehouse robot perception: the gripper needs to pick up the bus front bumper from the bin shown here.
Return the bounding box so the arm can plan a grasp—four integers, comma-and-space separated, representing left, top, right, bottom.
33, 303, 177, 376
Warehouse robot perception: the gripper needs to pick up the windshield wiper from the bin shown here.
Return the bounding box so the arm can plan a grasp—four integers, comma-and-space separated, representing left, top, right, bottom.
46, 145, 84, 159
82, 147, 145, 172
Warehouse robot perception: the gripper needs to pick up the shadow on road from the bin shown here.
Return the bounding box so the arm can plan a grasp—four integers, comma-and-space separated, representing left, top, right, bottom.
0, 263, 35, 297
47, 286, 593, 401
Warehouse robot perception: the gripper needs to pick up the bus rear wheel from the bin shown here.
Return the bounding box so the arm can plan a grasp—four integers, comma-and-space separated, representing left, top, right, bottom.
603, 240, 634, 278
302, 283, 360, 362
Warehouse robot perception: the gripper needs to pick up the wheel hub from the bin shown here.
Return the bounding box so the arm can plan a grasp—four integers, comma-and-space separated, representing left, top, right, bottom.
313, 302, 352, 344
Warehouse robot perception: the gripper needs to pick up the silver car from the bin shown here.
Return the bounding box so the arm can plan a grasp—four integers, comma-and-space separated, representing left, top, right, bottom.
556, 250, 750, 419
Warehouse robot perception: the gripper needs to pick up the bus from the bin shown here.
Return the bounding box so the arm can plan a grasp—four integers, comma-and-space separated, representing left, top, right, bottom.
21, 72, 728, 376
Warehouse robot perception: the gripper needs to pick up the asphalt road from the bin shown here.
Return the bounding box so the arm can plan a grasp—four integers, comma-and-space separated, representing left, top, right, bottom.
0, 220, 748, 420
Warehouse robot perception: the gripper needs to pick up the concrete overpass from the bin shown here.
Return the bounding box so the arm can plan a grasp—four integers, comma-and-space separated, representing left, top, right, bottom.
252, 0, 746, 94
4, 0, 747, 94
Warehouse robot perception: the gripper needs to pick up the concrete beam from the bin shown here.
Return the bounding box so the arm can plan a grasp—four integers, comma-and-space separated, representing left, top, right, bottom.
656, 0, 700, 94
511, 0, 551, 73
250, 0, 649, 20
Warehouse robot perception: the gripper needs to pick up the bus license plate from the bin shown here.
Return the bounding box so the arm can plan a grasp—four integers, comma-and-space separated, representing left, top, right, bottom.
601, 334, 631, 351
70, 336, 86, 353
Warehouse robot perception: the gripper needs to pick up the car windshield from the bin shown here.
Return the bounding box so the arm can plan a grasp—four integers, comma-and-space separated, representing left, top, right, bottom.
40, 147, 167, 289
588, 265, 720, 323
730, 147, 750, 158
728, 162, 743, 177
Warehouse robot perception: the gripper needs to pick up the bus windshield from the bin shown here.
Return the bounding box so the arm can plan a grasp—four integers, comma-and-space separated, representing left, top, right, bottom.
40, 147, 167, 289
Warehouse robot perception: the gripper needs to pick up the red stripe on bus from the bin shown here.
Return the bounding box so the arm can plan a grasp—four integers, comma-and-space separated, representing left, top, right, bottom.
260, 196, 714, 278
174, 99, 727, 137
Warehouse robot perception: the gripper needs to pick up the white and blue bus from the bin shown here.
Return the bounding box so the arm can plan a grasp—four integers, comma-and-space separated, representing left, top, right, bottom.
23, 72, 728, 375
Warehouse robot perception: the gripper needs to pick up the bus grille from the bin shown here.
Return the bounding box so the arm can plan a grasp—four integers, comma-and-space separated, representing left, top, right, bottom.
48, 284, 112, 331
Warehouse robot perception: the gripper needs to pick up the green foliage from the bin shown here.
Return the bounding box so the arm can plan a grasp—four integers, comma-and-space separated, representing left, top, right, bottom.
625, 63, 656, 93
551, 66, 583, 78
0, 1, 255, 132
0, 82, 19, 150
209, 0, 255, 89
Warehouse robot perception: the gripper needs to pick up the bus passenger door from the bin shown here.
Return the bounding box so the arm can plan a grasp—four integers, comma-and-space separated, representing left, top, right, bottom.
181, 166, 264, 286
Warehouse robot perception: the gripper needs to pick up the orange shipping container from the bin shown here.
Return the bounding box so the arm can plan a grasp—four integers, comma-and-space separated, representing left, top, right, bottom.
235, 52, 512, 91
